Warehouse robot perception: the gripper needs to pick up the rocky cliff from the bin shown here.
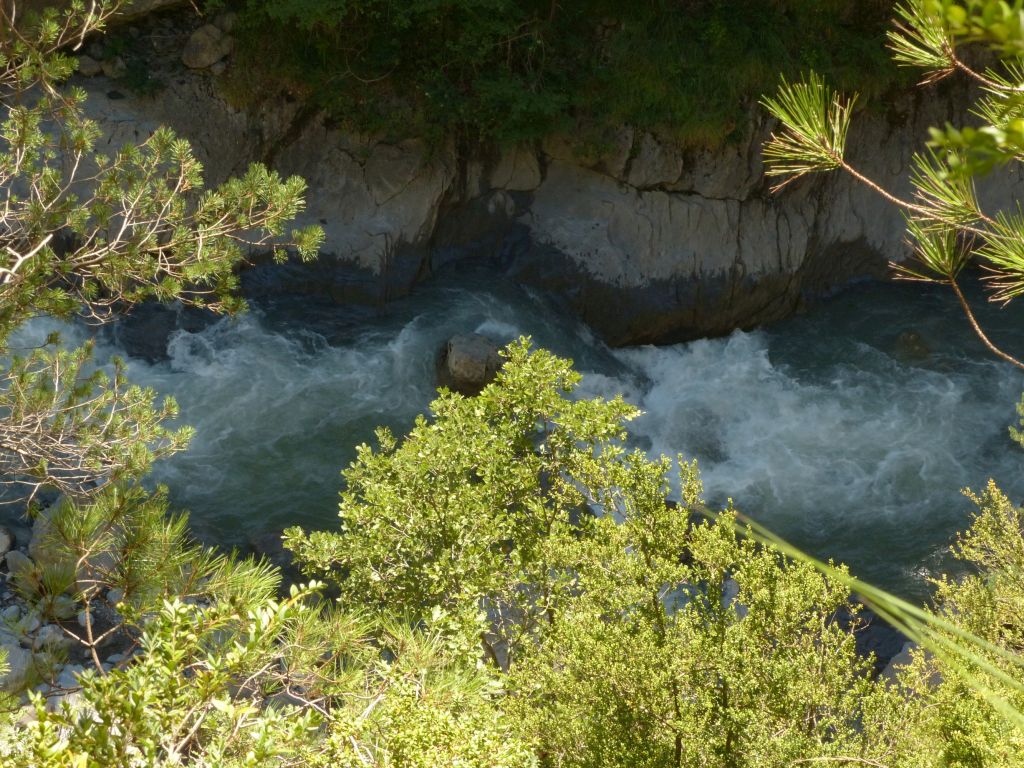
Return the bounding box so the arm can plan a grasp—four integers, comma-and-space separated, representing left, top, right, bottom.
74, 15, 1024, 346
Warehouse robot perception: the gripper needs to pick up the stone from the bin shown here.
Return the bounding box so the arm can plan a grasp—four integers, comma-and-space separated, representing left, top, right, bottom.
210, 60, 227, 77
214, 11, 238, 33
880, 641, 917, 684
0, 526, 11, 557
182, 24, 234, 70
437, 334, 503, 396
21, 613, 40, 636
107, 587, 125, 606
4, 550, 34, 583
894, 330, 931, 362
247, 530, 300, 583
56, 664, 83, 691
1, 605, 20, 622
45, 690, 83, 714
849, 609, 907, 675
69, 63, 1024, 345
721, 578, 748, 620
33, 624, 70, 652
0, 642, 32, 692
29, 502, 64, 567
77, 55, 102, 77
101, 56, 127, 79
49, 595, 78, 621
110, 300, 216, 363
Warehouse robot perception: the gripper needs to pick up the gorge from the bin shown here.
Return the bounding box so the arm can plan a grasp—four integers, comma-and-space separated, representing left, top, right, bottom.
43, 10, 1024, 600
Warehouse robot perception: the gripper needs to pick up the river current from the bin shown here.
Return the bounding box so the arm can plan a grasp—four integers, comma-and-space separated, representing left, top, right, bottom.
21, 267, 1024, 599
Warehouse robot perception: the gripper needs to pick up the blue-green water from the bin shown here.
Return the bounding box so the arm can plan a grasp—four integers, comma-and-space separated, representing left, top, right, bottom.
28, 270, 1024, 599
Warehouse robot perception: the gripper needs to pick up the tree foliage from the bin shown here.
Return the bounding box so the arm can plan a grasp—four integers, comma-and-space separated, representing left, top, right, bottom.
0, 0, 322, 507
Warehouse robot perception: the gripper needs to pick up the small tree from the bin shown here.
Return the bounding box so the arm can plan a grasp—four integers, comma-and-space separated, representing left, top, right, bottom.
0, 0, 322, 507
0, 0, 322, 682
287, 339, 897, 767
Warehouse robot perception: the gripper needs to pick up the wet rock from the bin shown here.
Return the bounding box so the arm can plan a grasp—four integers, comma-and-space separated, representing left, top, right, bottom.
852, 609, 908, 675
247, 530, 299, 582
894, 330, 931, 362
77, 55, 103, 77
721, 578, 748, 619
182, 24, 234, 70
437, 334, 503, 396
0, 526, 11, 557
111, 302, 216, 363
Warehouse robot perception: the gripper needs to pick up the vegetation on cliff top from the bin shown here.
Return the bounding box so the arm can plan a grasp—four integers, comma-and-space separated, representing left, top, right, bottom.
214, 0, 900, 147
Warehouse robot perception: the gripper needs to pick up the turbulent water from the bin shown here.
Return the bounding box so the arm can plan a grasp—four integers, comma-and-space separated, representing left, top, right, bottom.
20, 268, 1024, 599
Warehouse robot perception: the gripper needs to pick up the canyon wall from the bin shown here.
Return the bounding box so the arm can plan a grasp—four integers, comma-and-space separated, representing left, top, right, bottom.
76, 21, 1024, 345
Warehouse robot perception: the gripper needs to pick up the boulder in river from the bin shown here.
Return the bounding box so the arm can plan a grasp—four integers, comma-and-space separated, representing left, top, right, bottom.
437, 334, 503, 396
893, 330, 931, 362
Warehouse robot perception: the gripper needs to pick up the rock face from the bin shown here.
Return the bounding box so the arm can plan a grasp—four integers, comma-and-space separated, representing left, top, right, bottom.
437, 335, 503, 395
72, 34, 1024, 344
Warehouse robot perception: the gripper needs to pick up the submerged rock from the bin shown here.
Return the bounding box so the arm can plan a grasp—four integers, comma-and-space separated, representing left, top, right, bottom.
893, 330, 931, 362
437, 334, 503, 396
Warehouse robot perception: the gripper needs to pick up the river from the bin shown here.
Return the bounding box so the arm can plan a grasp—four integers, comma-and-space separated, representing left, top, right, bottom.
25, 266, 1024, 600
